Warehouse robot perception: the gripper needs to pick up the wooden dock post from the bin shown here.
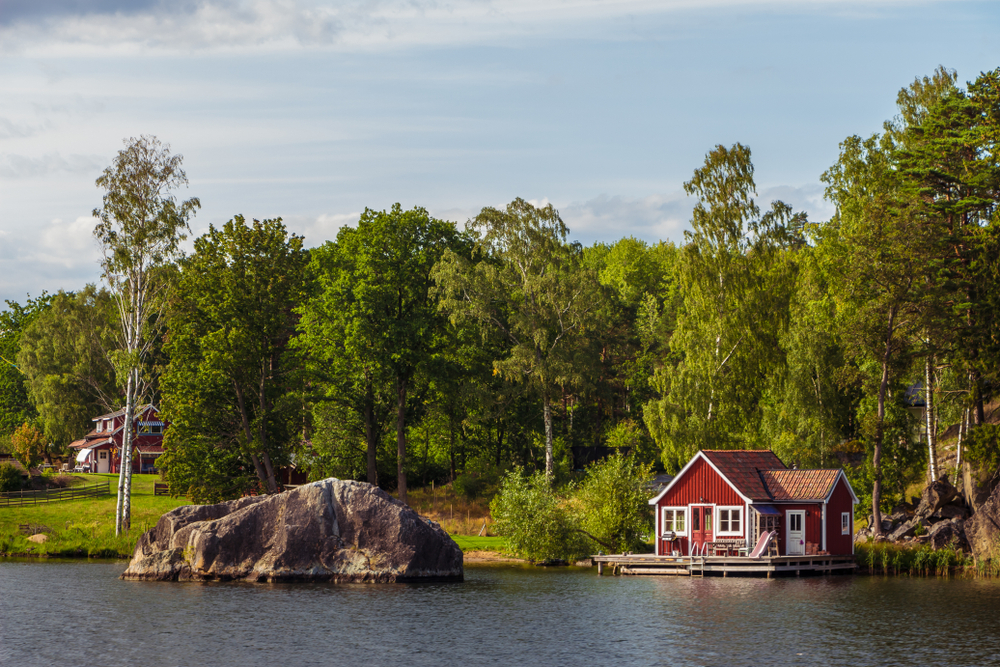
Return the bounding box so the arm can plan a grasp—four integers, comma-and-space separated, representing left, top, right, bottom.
597, 561, 603, 576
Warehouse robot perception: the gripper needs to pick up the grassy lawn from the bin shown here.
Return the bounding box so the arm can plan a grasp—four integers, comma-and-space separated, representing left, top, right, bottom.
451, 535, 506, 552
0, 473, 190, 558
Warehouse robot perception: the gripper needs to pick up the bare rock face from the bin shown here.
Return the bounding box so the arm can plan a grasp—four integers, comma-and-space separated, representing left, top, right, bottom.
121, 479, 463, 583
966, 481, 1000, 561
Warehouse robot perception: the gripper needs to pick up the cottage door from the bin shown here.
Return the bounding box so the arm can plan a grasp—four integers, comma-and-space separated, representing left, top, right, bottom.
786, 510, 805, 555
689, 506, 713, 555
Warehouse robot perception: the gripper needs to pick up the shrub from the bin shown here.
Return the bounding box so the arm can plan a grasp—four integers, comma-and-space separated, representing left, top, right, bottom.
0, 462, 23, 493
490, 468, 588, 562
576, 451, 653, 553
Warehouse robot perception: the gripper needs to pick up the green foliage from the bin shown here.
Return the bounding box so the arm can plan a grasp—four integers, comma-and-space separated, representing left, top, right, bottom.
435, 197, 604, 475
490, 468, 588, 562
17, 286, 118, 448
159, 215, 306, 498
0, 294, 51, 436
644, 144, 800, 471
296, 204, 466, 496
0, 461, 22, 492
966, 424, 1000, 476
576, 452, 653, 554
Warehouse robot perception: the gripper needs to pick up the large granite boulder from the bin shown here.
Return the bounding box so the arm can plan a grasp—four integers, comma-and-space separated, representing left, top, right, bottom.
121, 479, 463, 583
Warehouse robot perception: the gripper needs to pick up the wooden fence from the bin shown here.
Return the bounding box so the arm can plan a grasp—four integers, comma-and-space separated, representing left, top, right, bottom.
0, 481, 111, 508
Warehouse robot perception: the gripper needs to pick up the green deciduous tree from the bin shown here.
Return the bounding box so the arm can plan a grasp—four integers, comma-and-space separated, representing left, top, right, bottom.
17, 286, 118, 449
297, 205, 464, 504
0, 295, 51, 436
159, 216, 306, 501
435, 198, 602, 476
93, 135, 199, 534
644, 144, 799, 471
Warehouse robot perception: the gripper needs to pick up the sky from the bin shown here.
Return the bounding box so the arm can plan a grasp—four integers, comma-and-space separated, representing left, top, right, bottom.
0, 0, 998, 304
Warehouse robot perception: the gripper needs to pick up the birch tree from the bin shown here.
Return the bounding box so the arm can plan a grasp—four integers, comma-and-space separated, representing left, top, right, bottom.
644, 144, 799, 471
93, 135, 199, 534
434, 198, 601, 476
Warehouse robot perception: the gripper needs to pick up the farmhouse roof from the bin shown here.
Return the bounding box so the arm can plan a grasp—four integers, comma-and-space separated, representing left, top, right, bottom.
760, 468, 841, 501
701, 450, 786, 501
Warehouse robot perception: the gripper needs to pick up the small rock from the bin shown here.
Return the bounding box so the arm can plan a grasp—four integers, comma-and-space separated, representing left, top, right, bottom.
27, 534, 47, 544
887, 510, 909, 525
888, 517, 929, 542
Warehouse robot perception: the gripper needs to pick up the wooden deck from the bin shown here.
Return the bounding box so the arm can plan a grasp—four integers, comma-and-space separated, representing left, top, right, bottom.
590, 553, 856, 577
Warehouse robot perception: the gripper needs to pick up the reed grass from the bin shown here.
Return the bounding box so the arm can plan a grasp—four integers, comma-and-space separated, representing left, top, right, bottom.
855, 541, 980, 577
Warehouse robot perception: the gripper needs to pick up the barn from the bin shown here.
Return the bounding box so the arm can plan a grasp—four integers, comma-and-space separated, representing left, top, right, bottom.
648, 450, 858, 558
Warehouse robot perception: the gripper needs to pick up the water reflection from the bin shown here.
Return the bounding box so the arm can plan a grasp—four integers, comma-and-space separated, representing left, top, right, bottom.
1, 561, 999, 667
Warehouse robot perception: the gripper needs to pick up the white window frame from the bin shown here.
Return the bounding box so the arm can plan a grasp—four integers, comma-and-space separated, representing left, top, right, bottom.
662, 506, 688, 536
841, 512, 851, 535
716, 506, 743, 536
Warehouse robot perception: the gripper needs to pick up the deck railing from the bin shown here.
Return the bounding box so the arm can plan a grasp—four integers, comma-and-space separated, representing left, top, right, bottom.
0, 481, 111, 508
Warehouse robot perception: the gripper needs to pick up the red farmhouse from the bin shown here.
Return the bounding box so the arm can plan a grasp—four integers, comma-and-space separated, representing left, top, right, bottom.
69, 405, 168, 474
649, 450, 858, 558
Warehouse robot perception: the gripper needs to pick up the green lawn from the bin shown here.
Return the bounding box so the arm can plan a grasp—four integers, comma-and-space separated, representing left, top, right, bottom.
451, 535, 506, 552
0, 473, 190, 558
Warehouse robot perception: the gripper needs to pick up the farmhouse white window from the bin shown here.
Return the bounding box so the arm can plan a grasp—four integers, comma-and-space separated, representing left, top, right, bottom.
717, 507, 742, 535
842, 512, 851, 535
662, 507, 687, 536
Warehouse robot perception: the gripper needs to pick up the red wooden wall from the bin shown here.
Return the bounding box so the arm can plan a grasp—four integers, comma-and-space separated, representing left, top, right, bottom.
657, 457, 742, 507
825, 476, 855, 555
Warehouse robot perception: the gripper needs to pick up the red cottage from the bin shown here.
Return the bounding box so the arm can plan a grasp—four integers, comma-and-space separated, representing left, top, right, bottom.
648, 450, 858, 558
68, 405, 168, 474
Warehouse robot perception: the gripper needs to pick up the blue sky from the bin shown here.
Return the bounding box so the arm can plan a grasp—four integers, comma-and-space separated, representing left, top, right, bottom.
1, 0, 998, 303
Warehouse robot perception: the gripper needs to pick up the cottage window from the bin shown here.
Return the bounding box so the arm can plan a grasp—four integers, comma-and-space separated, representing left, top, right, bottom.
841, 512, 851, 535
662, 507, 687, 536
717, 507, 742, 535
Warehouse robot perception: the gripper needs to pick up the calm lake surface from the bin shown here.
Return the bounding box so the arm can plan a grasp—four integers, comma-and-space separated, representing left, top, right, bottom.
2, 561, 999, 667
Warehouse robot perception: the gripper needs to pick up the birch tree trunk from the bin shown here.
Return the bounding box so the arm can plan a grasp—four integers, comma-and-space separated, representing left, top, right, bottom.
543, 393, 554, 476
925, 356, 937, 482
115, 367, 136, 535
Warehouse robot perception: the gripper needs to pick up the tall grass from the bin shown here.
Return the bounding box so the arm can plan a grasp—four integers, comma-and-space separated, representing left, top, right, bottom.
407, 484, 493, 535
856, 542, 972, 576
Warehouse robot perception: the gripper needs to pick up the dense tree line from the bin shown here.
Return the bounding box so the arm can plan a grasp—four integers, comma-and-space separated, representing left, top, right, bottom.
1, 67, 999, 535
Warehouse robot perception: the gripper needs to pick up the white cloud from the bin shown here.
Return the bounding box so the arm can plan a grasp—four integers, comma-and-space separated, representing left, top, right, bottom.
281, 211, 362, 246
559, 192, 694, 245
0, 0, 941, 56
0, 152, 106, 179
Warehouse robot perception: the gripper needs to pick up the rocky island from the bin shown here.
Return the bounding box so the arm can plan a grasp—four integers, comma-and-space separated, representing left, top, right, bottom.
121, 479, 464, 583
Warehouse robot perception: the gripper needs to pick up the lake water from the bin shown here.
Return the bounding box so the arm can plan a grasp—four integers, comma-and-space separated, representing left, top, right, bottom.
1, 561, 999, 667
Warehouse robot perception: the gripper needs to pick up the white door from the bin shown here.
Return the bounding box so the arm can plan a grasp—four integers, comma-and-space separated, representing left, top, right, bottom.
97, 450, 109, 473
786, 510, 805, 555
